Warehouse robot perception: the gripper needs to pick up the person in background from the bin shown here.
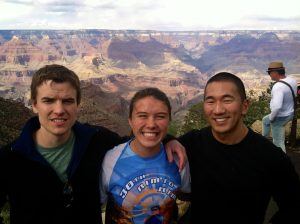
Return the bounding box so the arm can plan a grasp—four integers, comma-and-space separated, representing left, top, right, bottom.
168, 72, 300, 224
262, 61, 297, 152
0, 65, 186, 224
100, 88, 191, 224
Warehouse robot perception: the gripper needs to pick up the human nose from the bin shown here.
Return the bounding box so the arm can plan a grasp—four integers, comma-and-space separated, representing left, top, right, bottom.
53, 101, 65, 115
146, 117, 156, 128
213, 101, 225, 114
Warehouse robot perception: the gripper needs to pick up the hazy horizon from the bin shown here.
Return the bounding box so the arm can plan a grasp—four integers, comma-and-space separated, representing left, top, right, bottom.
0, 29, 299, 31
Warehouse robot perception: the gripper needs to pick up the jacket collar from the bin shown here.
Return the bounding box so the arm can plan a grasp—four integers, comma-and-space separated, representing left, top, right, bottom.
12, 116, 98, 179
67, 119, 97, 178
12, 116, 42, 162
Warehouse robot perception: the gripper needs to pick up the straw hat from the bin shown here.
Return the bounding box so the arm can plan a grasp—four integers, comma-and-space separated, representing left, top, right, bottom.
267, 61, 285, 72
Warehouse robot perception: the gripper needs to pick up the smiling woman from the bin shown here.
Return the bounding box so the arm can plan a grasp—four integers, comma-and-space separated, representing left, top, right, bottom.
100, 87, 191, 224
128, 88, 171, 157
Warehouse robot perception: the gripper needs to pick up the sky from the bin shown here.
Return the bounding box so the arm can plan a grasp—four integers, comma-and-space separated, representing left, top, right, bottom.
0, 0, 300, 30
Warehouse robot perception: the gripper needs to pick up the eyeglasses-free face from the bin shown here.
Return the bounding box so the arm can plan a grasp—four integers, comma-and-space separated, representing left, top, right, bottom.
203, 81, 249, 142
32, 81, 79, 147
128, 96, 170, 157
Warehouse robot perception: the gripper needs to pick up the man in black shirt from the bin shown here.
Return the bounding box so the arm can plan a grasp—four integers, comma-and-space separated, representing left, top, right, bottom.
178, 72, 300, 224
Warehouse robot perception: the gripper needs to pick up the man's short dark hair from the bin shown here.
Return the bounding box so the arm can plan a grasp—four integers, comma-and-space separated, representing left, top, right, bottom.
30, 64, 81, 104
205, 72, 247, 101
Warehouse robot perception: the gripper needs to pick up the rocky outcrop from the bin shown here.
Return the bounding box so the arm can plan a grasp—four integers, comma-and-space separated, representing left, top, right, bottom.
79, 81, 130, 135
0, 97, 33, 147
194, 31, 300, 75
0, 70, 35, 77
107, 38, 169, 68
251, 120, 300, 138
0, 29, 300, 125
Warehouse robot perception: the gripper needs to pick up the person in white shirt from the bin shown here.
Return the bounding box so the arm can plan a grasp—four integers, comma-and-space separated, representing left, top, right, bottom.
262, 61, 297, 152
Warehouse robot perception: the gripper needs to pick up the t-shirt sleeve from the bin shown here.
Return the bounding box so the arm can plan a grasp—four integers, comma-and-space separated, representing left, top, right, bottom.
180, 160, 191, 193
99, 144, 124, 204
100, 166, 108, 204
174, 156, 191, 193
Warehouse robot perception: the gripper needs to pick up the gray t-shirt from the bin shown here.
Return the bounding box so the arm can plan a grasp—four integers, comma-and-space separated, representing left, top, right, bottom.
37, 132, 75, 182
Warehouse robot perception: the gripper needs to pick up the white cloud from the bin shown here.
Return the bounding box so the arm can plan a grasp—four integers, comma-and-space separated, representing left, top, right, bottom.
0, 0, 299, 30
0, 1, 33, 22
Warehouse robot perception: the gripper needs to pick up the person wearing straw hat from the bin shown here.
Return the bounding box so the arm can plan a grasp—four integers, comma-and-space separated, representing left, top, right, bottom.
262, 61, 297, 152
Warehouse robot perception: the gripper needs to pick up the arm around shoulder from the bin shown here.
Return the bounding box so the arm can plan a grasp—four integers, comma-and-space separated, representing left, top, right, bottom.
92, 125, 130, 151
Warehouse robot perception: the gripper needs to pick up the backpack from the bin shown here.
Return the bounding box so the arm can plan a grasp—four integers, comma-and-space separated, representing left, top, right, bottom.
277, 80, 298, 147
297, 83, 300, 104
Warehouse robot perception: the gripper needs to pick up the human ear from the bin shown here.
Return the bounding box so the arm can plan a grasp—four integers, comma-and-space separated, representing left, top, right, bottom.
241, 99, 250, 115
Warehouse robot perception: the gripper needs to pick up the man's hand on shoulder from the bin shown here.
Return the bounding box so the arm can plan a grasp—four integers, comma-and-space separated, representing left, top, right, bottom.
165, 140, 187, 172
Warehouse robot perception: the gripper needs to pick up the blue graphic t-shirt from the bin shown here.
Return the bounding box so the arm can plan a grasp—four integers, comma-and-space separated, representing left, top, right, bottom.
100, 140, 190, 224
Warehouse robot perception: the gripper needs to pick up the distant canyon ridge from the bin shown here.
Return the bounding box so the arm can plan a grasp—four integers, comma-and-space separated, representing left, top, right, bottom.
0, 30, 300, 134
